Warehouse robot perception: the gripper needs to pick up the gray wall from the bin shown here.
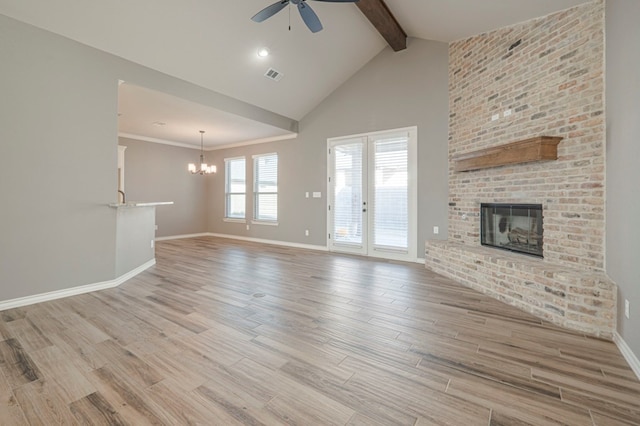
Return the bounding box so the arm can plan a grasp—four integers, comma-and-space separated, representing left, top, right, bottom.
0, 14, 117, 300
115, 207, 155, 276
119, 138, 208, 238
0, 14, 295, 302
605, 0, 640, 358
207, 138, 308, 242
208, 37, 450, 255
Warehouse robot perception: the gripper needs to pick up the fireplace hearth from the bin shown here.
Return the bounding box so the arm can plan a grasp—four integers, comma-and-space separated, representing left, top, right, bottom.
481, 203, 543, 257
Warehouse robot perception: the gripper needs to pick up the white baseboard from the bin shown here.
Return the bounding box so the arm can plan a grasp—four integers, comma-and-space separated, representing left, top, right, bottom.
0, 259, 155, 312
614, 332, 640, 380
155, 233, 210, 241
157, 231, 328, 252
158, 233, 428, 259
207, 232, 328, 252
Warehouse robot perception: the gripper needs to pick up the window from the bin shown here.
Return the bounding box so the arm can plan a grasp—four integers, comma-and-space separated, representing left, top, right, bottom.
253, 153, 278, 222
225, 157, 246, 220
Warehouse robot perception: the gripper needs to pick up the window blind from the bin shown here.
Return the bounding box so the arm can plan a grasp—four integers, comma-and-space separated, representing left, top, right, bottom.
254, 153, 278, 221
225, 157, 246, 219
372, 137, 408, 250
332, 143, 363, 245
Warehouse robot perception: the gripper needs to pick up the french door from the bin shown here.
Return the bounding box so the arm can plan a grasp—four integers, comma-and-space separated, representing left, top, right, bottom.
327, 127, 417, 261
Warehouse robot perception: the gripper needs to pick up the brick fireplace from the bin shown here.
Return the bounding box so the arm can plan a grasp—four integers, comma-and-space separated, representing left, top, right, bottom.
425, 0, 615, 338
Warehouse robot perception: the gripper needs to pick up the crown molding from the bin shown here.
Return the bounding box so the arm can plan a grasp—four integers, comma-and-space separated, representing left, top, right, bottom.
118, 132, 297, 151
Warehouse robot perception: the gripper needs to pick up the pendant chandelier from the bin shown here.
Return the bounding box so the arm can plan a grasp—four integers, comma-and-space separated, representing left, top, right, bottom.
188, 130, 216, 175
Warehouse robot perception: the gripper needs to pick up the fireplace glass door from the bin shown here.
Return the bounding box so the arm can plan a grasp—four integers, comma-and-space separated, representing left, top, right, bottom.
480, 204, 543, 257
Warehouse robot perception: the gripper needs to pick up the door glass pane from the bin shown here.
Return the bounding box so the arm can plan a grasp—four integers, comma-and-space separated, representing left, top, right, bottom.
333, 143, 363, 245
372, 137, 408, 250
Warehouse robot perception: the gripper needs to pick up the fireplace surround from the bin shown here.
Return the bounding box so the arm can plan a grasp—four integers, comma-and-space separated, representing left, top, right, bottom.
480, 203, 543, 257
424, 1, 615, 338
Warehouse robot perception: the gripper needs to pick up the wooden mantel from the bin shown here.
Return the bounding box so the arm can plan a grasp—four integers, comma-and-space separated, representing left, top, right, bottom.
454, 136, 562, 172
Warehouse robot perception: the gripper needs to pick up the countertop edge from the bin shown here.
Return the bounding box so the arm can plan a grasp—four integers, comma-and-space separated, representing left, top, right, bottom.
109, 202, 174, 208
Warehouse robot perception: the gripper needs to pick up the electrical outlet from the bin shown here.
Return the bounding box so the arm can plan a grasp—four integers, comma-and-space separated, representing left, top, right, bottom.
491, 113, 500, 121
305, 229, 309, 237
305, 192, 309, 198
625, 299, 630, 319
150, 240, 154, 248
433, 226, 439, 235
504, 109, 512, 117
246, 225, 250, 230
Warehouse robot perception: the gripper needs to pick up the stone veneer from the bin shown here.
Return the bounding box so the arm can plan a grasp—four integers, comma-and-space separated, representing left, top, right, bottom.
425, 0, 616, 338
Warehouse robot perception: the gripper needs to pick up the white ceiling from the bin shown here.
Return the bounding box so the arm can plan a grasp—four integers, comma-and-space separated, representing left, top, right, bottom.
390, 0, 589, 43
118, 83, 296, 149
0, 0, 590, 149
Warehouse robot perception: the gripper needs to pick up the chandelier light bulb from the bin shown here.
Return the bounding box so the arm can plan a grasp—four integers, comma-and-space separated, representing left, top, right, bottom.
189, 130, 216, 175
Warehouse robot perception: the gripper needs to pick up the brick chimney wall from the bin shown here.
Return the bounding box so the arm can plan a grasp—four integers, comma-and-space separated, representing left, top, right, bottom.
426, 1, 615, 338
448, 0, 605, 270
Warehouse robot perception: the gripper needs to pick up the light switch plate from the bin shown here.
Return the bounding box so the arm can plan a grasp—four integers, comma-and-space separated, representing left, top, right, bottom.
625, 299, 630, 319
312, 192, 321, 198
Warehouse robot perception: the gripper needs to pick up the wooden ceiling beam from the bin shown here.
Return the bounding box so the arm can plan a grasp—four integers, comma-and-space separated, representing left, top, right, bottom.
355, 0, 407, 52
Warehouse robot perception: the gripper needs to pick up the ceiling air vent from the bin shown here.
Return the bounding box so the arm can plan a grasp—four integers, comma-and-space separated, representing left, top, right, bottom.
264, 68, 284, 82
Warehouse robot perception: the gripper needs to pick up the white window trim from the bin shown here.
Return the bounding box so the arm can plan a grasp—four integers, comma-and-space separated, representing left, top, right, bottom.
252, 152, 277, 159
225, 156, 246, 220
251, 220, 279, 226
223, 218, 246, 224
252, 152, 278, 223
326, 126, 418, 262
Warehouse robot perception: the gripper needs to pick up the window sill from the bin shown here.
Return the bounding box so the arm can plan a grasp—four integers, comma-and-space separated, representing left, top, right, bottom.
252, 220, 278, 227
224, 218, 246, 223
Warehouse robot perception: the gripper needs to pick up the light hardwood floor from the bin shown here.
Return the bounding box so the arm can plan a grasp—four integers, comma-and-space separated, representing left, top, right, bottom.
1, 236, 639, 425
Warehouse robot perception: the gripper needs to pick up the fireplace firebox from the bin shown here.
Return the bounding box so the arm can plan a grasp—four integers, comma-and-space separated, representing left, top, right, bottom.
480, 203, 543, 257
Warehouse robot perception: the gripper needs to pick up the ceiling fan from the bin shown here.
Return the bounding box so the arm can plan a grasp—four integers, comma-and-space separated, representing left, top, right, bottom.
252, 0, 359, 33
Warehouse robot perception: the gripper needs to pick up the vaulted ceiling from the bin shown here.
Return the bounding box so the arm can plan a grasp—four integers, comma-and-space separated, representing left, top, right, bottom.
0, 0, 590, 148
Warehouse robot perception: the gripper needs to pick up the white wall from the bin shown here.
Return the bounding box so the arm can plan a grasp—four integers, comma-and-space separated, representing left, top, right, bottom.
0, 14, 117, 300
0, 14, 294, 302
605, 0, 640, 361
208, 37, 450, 254
119, 138, 208, 238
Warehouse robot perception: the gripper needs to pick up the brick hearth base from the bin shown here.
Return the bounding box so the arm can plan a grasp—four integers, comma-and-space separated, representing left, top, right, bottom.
425, 241, 616, 339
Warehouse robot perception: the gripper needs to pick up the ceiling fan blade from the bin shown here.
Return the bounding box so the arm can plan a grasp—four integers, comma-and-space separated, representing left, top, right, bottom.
252, 1, 289, 23
298, 1, 323, 33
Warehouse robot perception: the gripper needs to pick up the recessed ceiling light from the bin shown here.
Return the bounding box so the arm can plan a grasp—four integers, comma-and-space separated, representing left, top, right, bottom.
257, 47, 270, 58
152, 121, 166, 126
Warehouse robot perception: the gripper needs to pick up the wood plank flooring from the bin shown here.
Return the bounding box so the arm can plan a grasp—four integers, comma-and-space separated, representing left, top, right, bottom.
1, 236, 639, 425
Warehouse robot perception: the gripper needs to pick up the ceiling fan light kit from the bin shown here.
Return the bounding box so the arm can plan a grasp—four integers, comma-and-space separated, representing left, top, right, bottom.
252, 0, 359, 33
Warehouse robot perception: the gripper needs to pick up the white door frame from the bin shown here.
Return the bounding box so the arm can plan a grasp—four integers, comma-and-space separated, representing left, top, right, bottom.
327, 126, 417, 262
